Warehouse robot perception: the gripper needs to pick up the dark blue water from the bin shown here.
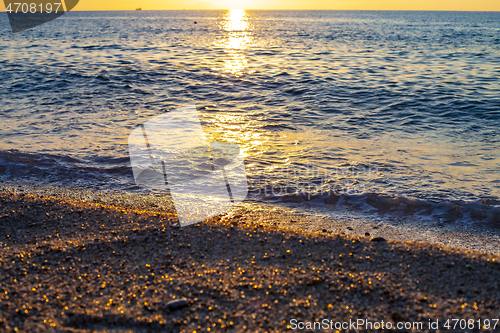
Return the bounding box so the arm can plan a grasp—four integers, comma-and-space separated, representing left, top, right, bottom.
1, 10, 500, 223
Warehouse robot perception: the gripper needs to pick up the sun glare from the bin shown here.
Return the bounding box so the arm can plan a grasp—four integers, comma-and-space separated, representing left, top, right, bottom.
215, 9, 253, 77
223, 9, 248, 32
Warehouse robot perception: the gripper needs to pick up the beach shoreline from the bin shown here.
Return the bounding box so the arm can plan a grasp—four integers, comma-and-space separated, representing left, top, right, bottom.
1, 190, 499, 332
3, 182, 500, 255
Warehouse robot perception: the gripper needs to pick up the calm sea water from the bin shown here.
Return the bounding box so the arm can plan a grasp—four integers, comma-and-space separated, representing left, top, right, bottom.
1, 10, 500, 223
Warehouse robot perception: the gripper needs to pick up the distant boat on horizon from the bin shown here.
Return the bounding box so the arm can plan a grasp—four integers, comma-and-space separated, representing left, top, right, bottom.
135, 8, 142, 10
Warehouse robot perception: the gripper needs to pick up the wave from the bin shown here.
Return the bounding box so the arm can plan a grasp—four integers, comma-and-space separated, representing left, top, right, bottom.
1, 149, 499, 228
0, 150, 133, 190
254, 189, 500, 226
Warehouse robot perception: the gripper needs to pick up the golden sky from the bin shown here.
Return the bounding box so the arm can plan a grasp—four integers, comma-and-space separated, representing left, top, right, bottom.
2, 0, 499, 11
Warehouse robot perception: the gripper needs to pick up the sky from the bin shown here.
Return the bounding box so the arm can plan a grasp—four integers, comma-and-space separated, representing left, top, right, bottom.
1, 0, 500, 11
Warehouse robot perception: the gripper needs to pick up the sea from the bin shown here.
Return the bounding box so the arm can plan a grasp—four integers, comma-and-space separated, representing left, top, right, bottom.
1, 10, 500, 237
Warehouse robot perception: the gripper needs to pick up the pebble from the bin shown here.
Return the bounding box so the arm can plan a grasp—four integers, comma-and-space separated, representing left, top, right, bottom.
371, 237, 387, 242
165, 299, 189, 311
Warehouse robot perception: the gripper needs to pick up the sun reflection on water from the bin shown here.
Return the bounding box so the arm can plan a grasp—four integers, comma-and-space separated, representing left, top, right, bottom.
201, 112, 262, 161
215, 9, 253, 77
204, 10, 265, 173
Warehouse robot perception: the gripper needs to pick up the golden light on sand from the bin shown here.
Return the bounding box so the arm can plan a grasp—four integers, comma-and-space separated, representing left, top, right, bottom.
215, 9, 253, 77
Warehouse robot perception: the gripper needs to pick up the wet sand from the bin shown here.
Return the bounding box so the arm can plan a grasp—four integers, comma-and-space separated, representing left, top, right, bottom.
1, 190, 500, 332
235, 202, 500, 255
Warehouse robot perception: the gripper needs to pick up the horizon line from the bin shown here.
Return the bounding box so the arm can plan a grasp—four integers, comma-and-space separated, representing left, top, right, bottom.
2, 9, 499, 12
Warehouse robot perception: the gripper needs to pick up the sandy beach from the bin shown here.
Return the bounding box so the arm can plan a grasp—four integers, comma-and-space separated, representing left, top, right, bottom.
1, 190, 499, 332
